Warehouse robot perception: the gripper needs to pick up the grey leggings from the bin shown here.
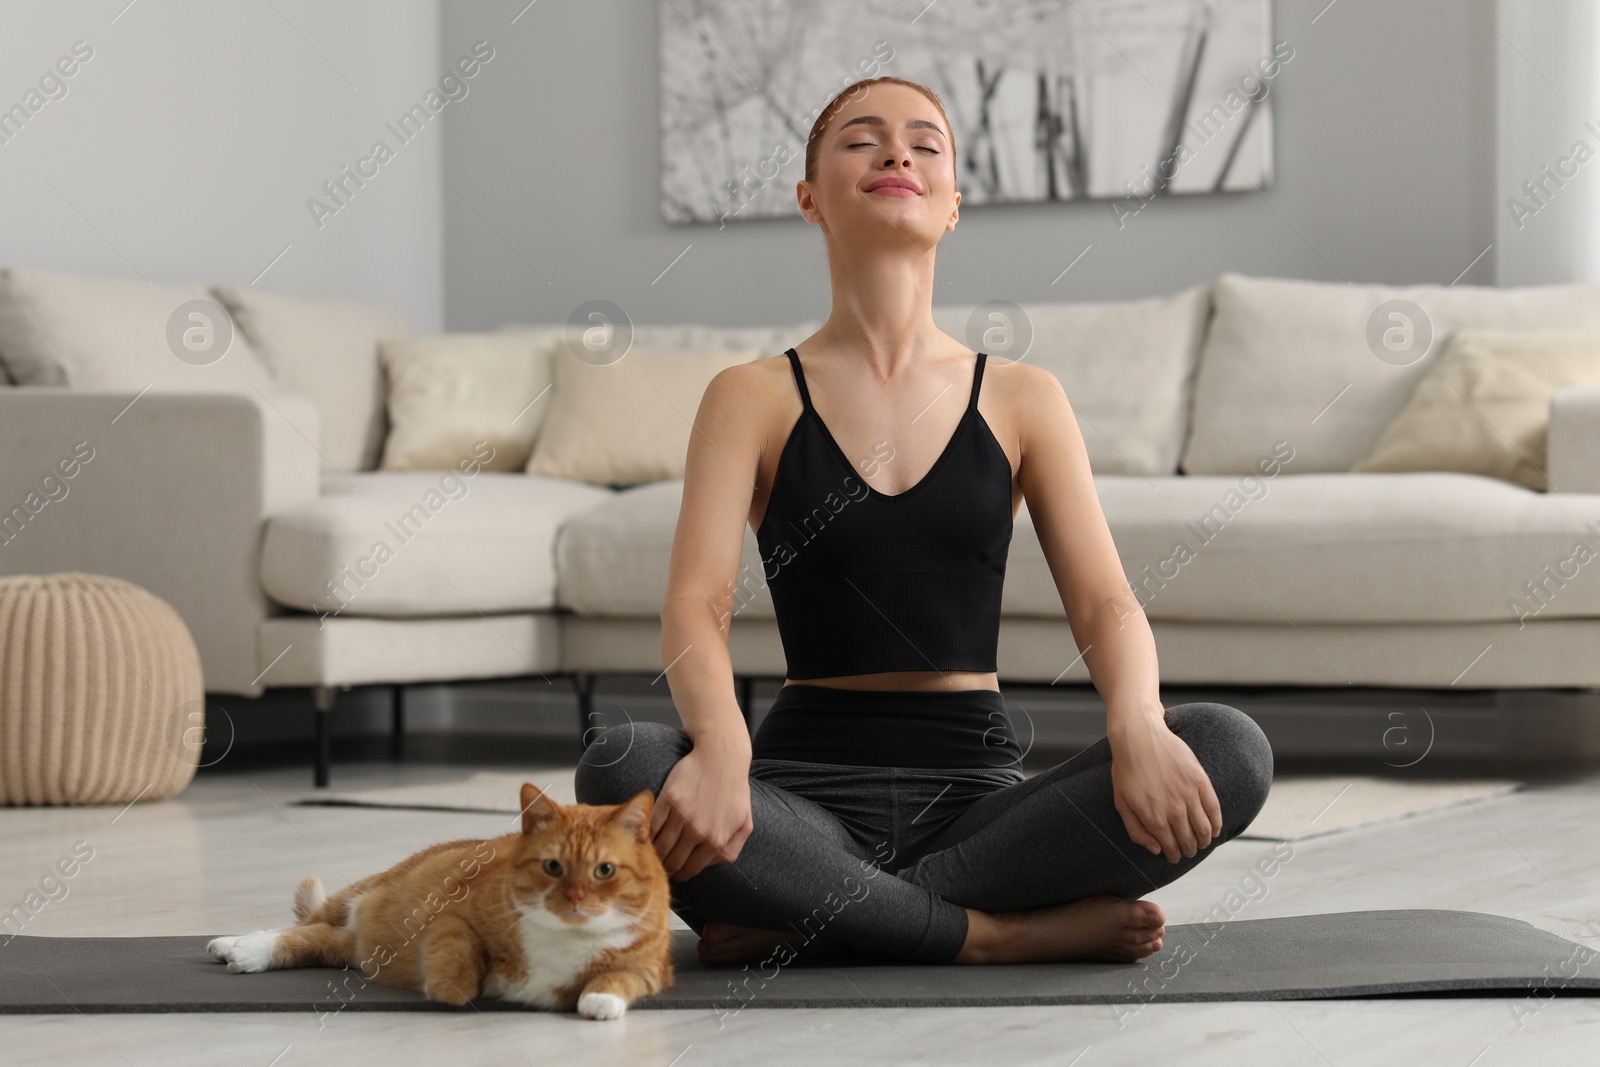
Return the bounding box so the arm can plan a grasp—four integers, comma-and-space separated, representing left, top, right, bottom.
574, 701, 1273, 965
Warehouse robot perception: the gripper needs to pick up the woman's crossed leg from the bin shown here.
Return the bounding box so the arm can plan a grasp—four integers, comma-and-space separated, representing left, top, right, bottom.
573, 702, 1272, 965
575, 719, 971, 964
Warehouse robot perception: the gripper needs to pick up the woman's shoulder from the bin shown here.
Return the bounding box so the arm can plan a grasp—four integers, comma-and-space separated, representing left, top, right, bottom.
704, 349, 800, 401
695, 350, 804, 434
980, 349, 1062, 399
974, 349, 1068, 458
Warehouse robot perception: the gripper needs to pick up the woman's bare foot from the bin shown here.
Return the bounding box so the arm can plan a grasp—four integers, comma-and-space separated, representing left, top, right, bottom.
957, 894, 1166, 964
695, 918, 849, 966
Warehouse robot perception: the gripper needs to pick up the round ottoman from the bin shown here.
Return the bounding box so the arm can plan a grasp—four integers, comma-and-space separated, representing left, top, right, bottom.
0, 572, 204, 806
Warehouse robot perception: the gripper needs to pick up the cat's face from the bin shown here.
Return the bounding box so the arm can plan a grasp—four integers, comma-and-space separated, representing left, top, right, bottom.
510, 784, 662, 930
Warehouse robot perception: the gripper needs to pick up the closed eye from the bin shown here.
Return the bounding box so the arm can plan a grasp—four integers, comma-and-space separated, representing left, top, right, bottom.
850, 141, 939, 154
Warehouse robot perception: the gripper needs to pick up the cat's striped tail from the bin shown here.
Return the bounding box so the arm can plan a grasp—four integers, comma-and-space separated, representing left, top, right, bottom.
292, 875, 327, 922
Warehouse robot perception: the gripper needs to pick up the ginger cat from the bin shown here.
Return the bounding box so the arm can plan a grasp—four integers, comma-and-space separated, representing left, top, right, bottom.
208, 783, 674, 1020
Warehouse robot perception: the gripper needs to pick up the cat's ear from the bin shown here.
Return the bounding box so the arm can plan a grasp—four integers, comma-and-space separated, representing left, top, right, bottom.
520, 782, 561, 835
610, 789, 655, 841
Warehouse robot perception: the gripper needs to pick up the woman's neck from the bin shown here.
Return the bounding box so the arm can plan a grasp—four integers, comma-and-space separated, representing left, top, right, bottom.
813, 239, 943, 376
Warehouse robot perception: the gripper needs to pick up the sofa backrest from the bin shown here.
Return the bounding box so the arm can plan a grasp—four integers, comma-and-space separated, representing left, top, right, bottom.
496, 321, 818, 362
0, 267, 417, 476
0, 266, 277, 394
1182, 273, 1600, 475
212, 285, 412, 473
933, 286, 1211, 476
503, 289, 1212, 478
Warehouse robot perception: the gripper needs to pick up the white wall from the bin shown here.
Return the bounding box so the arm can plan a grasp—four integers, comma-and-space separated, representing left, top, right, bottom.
1495, 0, 1600, 286
0, 0, 443, 329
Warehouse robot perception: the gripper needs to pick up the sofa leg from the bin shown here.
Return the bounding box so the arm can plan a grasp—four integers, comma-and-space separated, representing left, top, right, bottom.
572, 672, 597, 748
312, 685, 336, 788
390, 684, 406, 762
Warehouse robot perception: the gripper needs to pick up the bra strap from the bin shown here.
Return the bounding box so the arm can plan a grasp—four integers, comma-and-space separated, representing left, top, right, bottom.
968, 352, 988, 412
784, 348, 815, 412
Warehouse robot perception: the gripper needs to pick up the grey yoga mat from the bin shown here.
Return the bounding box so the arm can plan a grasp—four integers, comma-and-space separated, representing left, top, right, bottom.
2, 910, 1596, 1014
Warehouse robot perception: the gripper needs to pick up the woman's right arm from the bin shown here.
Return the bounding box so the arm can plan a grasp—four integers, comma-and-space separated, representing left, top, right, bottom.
650, 361, 769, 882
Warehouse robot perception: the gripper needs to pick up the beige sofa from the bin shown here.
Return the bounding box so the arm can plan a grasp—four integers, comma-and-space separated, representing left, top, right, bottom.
3, 267, 1600, 783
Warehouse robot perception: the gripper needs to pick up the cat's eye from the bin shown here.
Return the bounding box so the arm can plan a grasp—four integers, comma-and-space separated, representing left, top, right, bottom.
595, 862, 616, 879
541, 858, 563, 877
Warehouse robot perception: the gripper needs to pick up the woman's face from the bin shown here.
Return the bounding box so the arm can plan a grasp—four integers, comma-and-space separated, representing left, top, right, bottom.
799, 83, 960, 248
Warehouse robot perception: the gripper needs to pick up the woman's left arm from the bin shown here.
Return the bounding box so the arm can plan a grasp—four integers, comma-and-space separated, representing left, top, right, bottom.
1010, 363, 1222, 864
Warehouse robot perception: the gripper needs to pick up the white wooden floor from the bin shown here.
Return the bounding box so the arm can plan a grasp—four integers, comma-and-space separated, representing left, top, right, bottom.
3, 757, 1599, 1066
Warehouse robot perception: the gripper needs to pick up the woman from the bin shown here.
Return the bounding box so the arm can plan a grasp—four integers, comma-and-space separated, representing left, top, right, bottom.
576, 76, 1273, 966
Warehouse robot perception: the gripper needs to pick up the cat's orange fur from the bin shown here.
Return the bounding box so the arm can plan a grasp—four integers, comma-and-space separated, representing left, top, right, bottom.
208, 783, 675, 1020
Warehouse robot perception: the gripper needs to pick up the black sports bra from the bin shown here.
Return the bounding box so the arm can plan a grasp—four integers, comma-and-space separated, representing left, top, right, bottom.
754, 347, 1014, 679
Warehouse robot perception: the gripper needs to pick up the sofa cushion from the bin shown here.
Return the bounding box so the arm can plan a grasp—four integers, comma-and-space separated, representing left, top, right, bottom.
0, 267, 275, 390
380, 333, 556, 472
555, 480, 776, 618
1350, 328, 1600, 490
932, 286, 1211, 476
1003, 471, 1600, 625
557, 473, 1600, 627
260, 471, 613, 617
526, 345, 761, 487
213, 285, 412, 473
1183, 273, 1600, 475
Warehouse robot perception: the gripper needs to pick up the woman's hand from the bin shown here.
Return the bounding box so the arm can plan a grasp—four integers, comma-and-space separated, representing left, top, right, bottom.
1109, 712, 1223, 864
650, 734, 754, 881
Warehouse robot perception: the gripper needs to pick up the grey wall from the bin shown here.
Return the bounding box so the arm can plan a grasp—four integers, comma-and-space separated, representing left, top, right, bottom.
440, 0, 1497, 332
0, 1, 1506, 338
0, 0, 444, 330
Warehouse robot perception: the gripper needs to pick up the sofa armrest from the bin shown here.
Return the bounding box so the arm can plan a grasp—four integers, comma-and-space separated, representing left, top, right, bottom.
1548, 383, 1600, 494
0, 387, 322, 694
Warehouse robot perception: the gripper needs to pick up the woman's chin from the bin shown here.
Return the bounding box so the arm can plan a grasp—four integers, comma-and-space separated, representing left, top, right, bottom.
835, 212, 943, 245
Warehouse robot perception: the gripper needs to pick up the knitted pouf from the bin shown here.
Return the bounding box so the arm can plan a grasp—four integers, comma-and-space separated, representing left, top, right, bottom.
0, 573, 204, 806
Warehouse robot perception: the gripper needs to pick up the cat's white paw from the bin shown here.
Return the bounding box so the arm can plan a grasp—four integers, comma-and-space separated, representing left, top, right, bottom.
577, 991, 628, 1020
213, 930, 279, 973
206, 935, 240, 961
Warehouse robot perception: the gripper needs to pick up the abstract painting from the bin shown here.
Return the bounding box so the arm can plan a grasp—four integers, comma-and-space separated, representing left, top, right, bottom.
660, 0, 1279, 225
